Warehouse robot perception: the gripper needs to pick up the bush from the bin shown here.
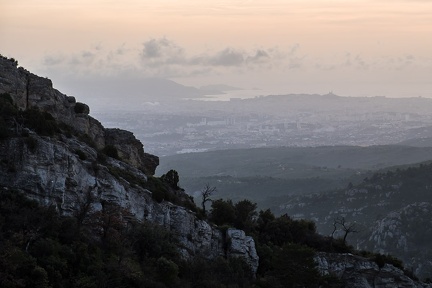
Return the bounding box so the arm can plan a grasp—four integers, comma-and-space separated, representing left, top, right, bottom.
0, 92, 13, 105
161, 169, 180, 189
108, 166, 147, 187
210, 199, 236, 226
152, 189, 165, 203
156, 257, 179, 285
102, 145, 119, 159
74, 102, 88, 114
0, 118, 10, 139
23, 109, 59, 136
25, 136, 38, 152
75, 149, 87, 160
373, 253, 403, 270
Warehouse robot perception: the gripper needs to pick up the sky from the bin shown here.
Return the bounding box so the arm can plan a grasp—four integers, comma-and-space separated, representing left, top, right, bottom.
1, 0, 432, 99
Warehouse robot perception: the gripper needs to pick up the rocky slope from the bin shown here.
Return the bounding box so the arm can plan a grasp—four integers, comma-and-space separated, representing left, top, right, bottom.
277, 163, 432, 280
1, 55, 430, 287
316, 253, 429, 288
0, 55, 258, 273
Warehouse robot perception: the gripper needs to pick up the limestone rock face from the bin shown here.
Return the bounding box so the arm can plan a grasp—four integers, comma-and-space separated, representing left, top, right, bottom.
315, 253, 431, 288
0, 134, 257, 271
105, 128, 159, 175
0, 55, 157, 175
0, 55, 258, 272
0, 58, 28, 110
226, 228, 259, 274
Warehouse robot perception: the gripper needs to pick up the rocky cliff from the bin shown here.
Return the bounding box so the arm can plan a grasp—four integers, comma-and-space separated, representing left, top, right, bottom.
0, 55, 259, 273
2, 55, 430, 286
316, 253, 430, 288
0, 55, 157, 175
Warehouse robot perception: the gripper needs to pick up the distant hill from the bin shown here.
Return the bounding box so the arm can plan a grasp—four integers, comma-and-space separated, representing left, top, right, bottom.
158, 145, 432, 178
158, 145, 432, 278
398, 137, 432, 147
276, 162, 432, 279
55, 76, 209, 110
199, 84, 242, 92
158, 145, 432, 208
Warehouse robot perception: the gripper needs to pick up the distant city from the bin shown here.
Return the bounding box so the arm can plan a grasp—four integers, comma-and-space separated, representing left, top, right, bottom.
92, 93, 432, 156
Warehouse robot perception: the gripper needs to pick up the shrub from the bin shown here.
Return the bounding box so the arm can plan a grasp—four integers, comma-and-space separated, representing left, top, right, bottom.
23, 109, 59, 136
25, 136, 38, 152
0, 92, 13, 105
152, 189, 165, 203
74, 102, 88, 114
0, 118, 10, 139
161, 169, 180, 189
102, 145, 119, 159
75, 149, 87, 160
210, 199, 236, 226
156, 256, 179, 285
78, 134, 96, 148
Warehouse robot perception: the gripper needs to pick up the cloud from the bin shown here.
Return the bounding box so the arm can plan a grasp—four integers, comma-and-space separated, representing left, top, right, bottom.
141, 38, 185, 63
40, 38, 281, 80
288, 56, 304, 69
39, 37, 430, 83
209, 48, 245, 66
137, 38, 280, 76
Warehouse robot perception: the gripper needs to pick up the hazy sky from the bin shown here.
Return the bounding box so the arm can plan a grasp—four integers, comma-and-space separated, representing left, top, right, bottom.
1, 0, 432, 98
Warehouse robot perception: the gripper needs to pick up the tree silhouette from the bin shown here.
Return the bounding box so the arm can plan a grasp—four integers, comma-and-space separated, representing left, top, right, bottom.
200, 183, 216, 215
333, 216, 358, 245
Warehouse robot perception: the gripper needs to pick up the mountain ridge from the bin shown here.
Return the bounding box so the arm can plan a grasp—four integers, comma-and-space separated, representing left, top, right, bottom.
0, 54, 259, 272
1, 54, 430, 287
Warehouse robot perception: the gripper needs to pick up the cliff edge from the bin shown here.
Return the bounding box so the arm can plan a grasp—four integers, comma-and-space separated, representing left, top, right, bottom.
0, 55, 259, 273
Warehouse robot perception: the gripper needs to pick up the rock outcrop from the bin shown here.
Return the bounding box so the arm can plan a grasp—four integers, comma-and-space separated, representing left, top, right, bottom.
366, 202, 432, 279
227, 228, 259, 273
105, 128, 159, 175
0, 55, 157, 175
315, 253, 431, 288
0, 55, 258, 273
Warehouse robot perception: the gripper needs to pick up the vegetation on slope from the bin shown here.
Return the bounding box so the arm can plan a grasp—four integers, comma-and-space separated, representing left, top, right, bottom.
0, 188, 256, 288
158, 145, 432, 210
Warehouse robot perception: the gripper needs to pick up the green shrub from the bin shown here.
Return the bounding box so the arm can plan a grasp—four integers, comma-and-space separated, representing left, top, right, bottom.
156, 256, 179, 285
373, 253, 403, 270
102, 145, 119, 159
23, 109, 59, 136
152, 189, 165, 203
161, 169, 180, 189
0, 92, 13, 105
0, 118, 10, 139
74, 102, 88, 114
78, 134, 96, 148
75, 149, 87, 160
25, 136, 38, 152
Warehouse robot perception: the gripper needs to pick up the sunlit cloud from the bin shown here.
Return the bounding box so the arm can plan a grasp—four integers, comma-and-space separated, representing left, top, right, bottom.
39, 37, 432, 96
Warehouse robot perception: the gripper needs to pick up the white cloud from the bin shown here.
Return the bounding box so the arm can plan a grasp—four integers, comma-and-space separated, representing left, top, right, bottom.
37, 37, 432, 96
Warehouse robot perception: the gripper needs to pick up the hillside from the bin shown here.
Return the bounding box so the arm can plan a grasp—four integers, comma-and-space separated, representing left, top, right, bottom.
276, 163, 432, 279
0, 55, 261, 286
1, 54, 430, 287
158, 145, 432, 205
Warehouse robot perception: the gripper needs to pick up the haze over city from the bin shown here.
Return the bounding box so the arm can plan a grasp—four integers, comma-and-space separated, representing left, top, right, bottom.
2, 0, 432, 100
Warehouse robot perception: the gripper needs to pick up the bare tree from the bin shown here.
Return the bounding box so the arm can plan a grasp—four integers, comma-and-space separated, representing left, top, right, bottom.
330, 218, 338, 246
201, 183, 216, 215
74, 189, 96, 229
333, 216, 358, 245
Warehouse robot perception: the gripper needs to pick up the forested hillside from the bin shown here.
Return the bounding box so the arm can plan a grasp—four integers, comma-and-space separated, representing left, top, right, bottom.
277, 163, 432, 279
158, 146, 432, 206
